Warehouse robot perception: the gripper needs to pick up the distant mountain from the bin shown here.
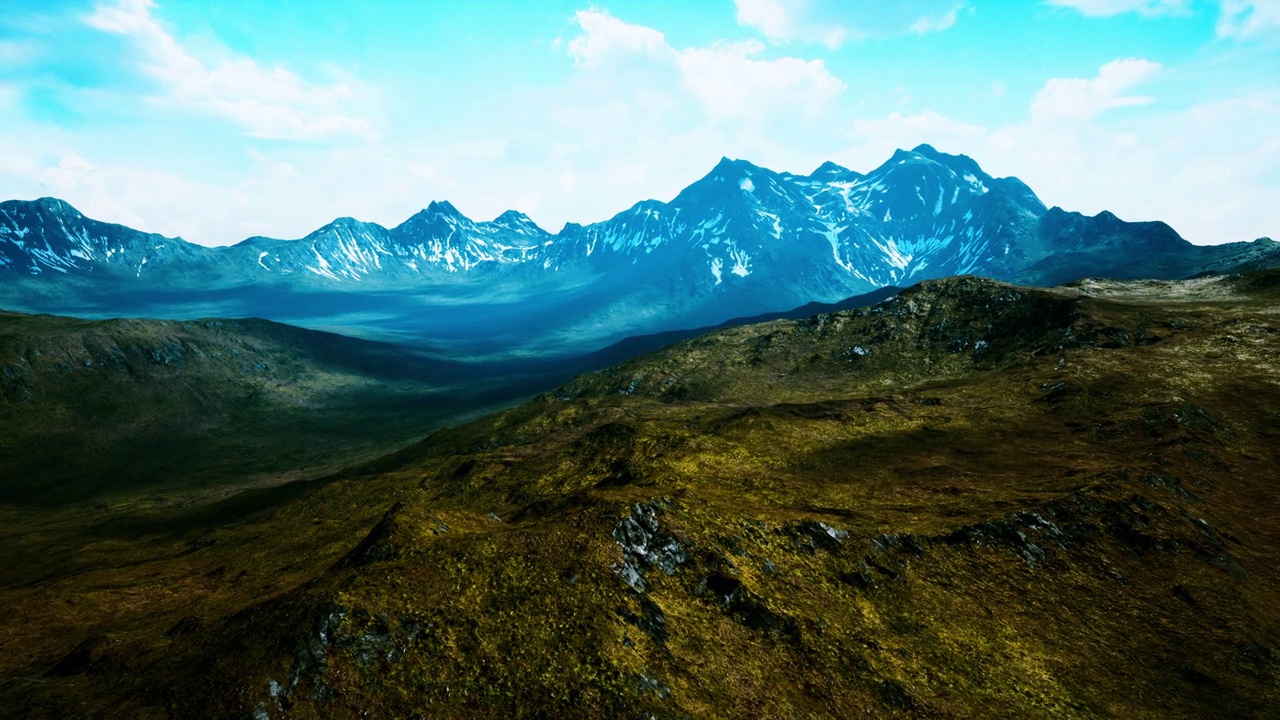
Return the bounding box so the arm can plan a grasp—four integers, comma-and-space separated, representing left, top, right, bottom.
2, 145, 1276, 353
0, 197, 217, 279
234, 201, 551, 281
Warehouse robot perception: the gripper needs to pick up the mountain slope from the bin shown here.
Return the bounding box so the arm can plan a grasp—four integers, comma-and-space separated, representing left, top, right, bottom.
4, 270, 1279, 718
0, 284, 905, 506
0, 197, 218, 279
235, 201, 551, 282
0, 311, 568, 504
3, 146, 1276, 352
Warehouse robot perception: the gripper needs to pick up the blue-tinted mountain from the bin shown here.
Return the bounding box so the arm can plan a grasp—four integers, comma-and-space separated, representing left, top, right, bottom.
0, 197, 217, 279
2, 146, 1276, 353
233, 201, 551, 282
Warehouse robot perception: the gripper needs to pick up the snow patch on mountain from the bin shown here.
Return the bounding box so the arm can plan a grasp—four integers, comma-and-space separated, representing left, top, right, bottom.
10, 144, 1164, 325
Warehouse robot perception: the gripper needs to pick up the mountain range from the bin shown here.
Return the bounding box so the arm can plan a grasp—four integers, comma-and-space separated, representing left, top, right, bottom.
2, 144, 1276, 354
5, 141, 1280, 717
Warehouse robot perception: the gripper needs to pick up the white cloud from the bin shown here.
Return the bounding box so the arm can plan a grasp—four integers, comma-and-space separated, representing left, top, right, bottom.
0, 39, 40, 65
1045, 0, 1190, 16
676, 40, 845, 122
732, 0, 790, 40
566, 9, 672, 68
1217, 0, 1280, 39
733, 0, 964, 46
9, 143, 449, 245
83, 0, 373, 141
998, 94, 1280, 244
566, 10, 844, 126
32, 152, 211, 238
1029, 58, 1161, 122
733, 0, 847, 48
910, 6, 961, 34
0, 82, 17, 112
1050, 0, 1280, 41
469, 9, 846, 232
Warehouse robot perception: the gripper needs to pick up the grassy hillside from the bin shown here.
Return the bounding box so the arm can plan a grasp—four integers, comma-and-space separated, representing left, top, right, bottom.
0, 312, 561, 504
2, 271, 1280, 718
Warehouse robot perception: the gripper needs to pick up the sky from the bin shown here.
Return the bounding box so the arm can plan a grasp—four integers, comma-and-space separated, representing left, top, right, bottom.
0, 0, 1277, 247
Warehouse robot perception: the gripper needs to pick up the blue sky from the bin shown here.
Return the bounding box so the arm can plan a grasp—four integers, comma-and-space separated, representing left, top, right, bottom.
0, 0, 1276, 246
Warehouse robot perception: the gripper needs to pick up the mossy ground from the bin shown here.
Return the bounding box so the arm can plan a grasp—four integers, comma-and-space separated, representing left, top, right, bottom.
2, 273, 1280, 718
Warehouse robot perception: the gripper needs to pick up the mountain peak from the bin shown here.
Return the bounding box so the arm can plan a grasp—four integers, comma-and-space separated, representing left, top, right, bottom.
489, 209, 547, 236
888, 144, 962, 168
874, 146, 995, 188
810, 160, 853, 178
31, 197, 81, 217
910, 145, 991, 179
426, 200, 463, 217
708, 156, 763, 179
495, 209, 531, 222
306, 216, 385, 240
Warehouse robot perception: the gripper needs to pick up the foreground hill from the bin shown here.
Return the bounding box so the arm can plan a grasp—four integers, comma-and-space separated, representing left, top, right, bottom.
3, 146, 1276, 353
3, 271, 1280, 717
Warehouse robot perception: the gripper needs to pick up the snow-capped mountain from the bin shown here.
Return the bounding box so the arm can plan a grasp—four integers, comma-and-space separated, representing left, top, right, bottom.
0, 197, 216, 279
546, 145, 1048, 308
2, 145, 1275, 353
235, 201, 552, 282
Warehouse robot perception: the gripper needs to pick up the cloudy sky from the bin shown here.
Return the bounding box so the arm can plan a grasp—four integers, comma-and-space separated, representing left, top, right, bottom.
0, 0, 1276, 246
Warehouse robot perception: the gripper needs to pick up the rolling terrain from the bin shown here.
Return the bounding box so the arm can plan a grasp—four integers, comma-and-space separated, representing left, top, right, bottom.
2, 270, 1279, 718
0, 311, 573, 505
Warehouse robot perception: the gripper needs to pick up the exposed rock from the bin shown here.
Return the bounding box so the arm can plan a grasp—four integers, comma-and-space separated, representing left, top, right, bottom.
611, 501, 688, 592
788, 519, 849, 552
632, 672, 671, 699
869, 532, 924, 556
285, 602, 348, 702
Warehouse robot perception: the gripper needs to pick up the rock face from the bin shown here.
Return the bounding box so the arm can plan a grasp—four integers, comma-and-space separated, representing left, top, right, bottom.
3, 146, 1277, 352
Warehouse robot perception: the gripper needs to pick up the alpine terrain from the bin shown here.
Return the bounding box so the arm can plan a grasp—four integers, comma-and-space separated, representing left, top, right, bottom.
0, 311, 585, 505
2, 145, 1275, 353
2, 269, 1279, 718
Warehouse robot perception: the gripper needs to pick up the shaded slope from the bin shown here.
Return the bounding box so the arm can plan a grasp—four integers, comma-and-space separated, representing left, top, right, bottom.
0, 312, 562, 504
3, 272, 1280, 718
